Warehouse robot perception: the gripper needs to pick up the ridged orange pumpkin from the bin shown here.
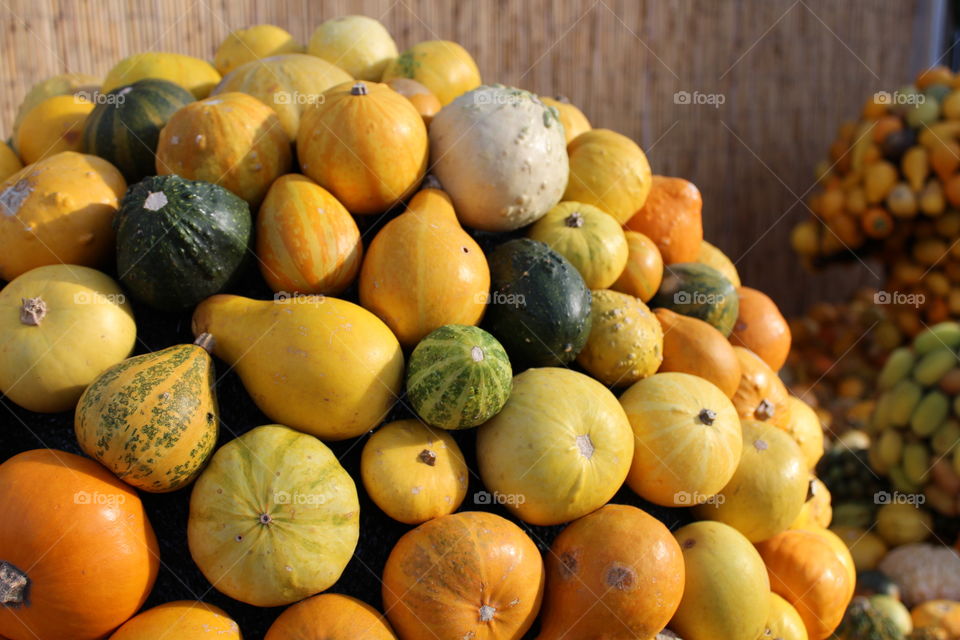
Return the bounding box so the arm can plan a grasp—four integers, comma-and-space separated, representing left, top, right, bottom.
109, 601, 240, 640
624, 175, 704, 264
729, 286, 792, 371
380, 40, 481, 105
611, 230, 664, 302
538, 504, 685, 640
382, 511, 544, 640
15, 95, 94, 164
732, 345, 790, 428
297, 81, 428, 214
359, 188, 489, 346
156, 91, 292, 205
0, 450, 159, 640
256, 173, 362, 295
266, 593, 396, 640
655, 308, 742, 397
385, 77, 441, 125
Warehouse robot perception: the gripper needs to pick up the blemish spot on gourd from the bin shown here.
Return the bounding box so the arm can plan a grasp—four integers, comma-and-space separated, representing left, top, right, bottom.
478, 604, 496, 622
235, 534, 243, 542
605, 563, 637, 591
576, 434, 595, 459
559, 550, 579, 579
682, 538, 696, 550
753, 439, 769, 452
143, 191, 168, 211
417, 449, 437, 466
0, 179, 33, 216
170, 135, 180, 144
470, 346, 485, 362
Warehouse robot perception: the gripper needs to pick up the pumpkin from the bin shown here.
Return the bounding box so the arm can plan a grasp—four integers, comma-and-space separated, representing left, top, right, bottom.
82, 79, 195, 182
385, 77, 441, 125
763, 592, 810, 640
361, 419, 468, 524
484, 239, 592, 367
265, 593, 396, 640
911, 600, 960, 637
0, 449, 159, 640
188, 424, 359, 607
382, 511, 543, 639
358, 188, 489, 346
214, 54, 352, 140
192, 294, 404, 440
109, 601, 240, 640
730, 286, 792, 371
308, 15, 397, 80
693, 419, 808, 542
757, 527, 856, 640
612, 230, 664, 302
429, 85, 568, 231
156, 92, 292, 205
0, 265, 136, 413
655, 308, 742, 397
576, 289, 663, 387
15, 95, 94, 164
103, 52, 222, 98
790, 476, 833, 529
115, 174, 252, 311
620, 372, 741, 506
650, 262, 739, 336
782, 396, 826, 470
0, 151, 126, 280
697, 240, 741, 287
476, 367, 634, 525
624, 176, 704, 264
540, 96, 591, 143
564, 128, 653, 224
214, 24, 303, 75
527, 201, 628, 289
732, 345, 791, 427
670, 521, 770, 640
380, 40, 481, 105
75, 334, 218, 493
298, 81, 427, 215
0, 141, 22, 182
538, 504, 685, 640
256, 173, 362, 295
406, 324, 512, 430
11, 73, 100, 143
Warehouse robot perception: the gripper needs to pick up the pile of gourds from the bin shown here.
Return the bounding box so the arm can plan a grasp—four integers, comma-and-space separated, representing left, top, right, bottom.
0, 15, 856, 640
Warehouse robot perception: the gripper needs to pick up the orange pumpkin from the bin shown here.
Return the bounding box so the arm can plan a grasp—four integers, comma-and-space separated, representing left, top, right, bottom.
911, 600, 960, 637
156, 92, 292, 205
538, 504, 685, 640
0, 449, 159, 640
382, 511, 543, 640
611, 230, 664, 302
385, 77, 441, 125
757, 528, 855, 640
109, 601, 240, 640
256, 173, 362, 295
624, 175, 704, 264
729, 286, 792, 371
298, 81, 428, 215
732, 345, 790, 428
655, 308, 742, 397
359, 187, 489, 346
266, 593, 396, 640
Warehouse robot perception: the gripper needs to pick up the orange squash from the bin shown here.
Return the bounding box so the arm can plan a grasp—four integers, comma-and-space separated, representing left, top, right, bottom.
729, 286, 792, 371
0, 450, 159, 640
655, 308, 742, 397
624, 175, 704, 264
538, 504, 685, 639
540, 96, 591, 143
298, 81, 428, 214
266, 593, 396, 639
256, 173, 362, 295
382, 511, 543, 640
15, 95, 94, 164
156, 92, 292, 205
385, 77, 441, 125
611, 230, 664, 302
732, 345, 790, 428
109, 601, 240, 640
359, 188, 489, 346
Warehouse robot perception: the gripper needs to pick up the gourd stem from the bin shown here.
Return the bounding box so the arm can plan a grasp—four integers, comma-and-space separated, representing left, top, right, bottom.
755, 399, 775, 421
194, 332, 216, 353
697, 408, 717, 425
19, 297, 47, 326
0, 561, 28, 605
417, 449, 437, 466
351, 82, 369, 96
565, 212, 584, 228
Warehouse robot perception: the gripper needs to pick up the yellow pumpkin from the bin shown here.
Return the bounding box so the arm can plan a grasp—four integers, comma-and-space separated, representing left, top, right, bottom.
0, 151, 126, 281
308, 15, 398, 80
527, 201, 628, 289
0, 265, 136, 412
381, 40, 481, 105
782, 396, 826, 470
109, 601, 240, 640
564, 128, 653, 224
214, 53, 352, 140
385, 78, 441, 125
0, 141, 22, 182
103, 52, 221, 98
256, 174, 362, 295
192, 294, 404, 440
875, 502, 933, 546
15, 95, 94, 164
764, 592, 810, 640
541, 96, 591, 143
476, 367, 634, 525
697, 240, 741, 287
156, 92, 292, 205
694, 419, 808, 542
671, 521, 771, 640
298, 81, 428, 215
732, 345, 791, 428
214, 24, 303, 75
830, 525, 888, 571
612, 230, 664, 302
266, 593, 396, 640
361, 419, 468, 524
576, 289, 663, 387
11, 73, 100, 143
358, 188, 489, 346
791, 476, 833, 529
619, 372, 742, 506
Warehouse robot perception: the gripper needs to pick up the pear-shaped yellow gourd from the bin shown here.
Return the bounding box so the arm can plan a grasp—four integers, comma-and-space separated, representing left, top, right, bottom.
191, 294, 404, 440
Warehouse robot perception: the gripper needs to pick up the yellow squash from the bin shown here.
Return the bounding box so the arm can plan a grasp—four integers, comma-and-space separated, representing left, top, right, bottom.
11, 73, 100, 144
381, 40, 481, 105
213, 24, 303, 75
541, 96, 591, 143
698, 240, 741, 287
782, 396, 826, 470
790, 476, 833, 529
15, 95, 94, 164
308, 15, 398, 80
763, 592, 809, 640
103, 52, 221, 98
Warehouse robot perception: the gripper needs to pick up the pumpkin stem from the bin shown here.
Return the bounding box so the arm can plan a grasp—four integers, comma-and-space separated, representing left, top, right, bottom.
417, 449, 437, 466
0, 561, 28, 606
19, 297, 47, 326
194, 332, 216, 353
697, 408, 717, 425
755, 399, 775, 421
564, 212, 584, 228
351, 82, 369, 96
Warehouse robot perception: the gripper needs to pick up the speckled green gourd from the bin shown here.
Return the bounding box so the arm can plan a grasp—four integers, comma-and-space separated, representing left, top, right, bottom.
650, 262, 739, 336
406, 325, 512, 430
